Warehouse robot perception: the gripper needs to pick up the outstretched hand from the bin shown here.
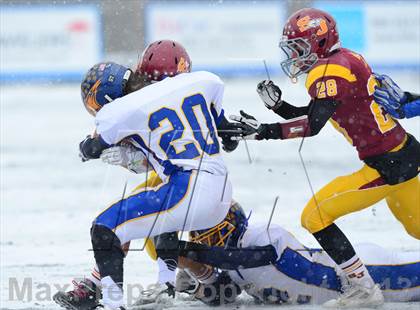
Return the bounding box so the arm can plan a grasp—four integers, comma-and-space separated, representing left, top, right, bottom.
229, 111, 263, 140
257, 80, 283, 110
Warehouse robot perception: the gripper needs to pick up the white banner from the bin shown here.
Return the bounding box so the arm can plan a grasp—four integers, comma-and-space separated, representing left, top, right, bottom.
145, 2, 285, 76
364, 2, 420, 68
315, 1, 420, 70
0, 5, 102, 81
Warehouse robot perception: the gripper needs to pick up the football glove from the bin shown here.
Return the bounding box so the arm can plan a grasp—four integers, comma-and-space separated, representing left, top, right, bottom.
257, 80, 283, 110
175, 269, 199, 294
79, 135, 108, 162
373, 73, 407, 118
100, 146, 149, 173
229, 111, 264, 140
218, 123, 241, 152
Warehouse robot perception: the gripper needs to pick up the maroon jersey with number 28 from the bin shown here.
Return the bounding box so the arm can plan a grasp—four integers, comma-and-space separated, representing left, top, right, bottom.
305, 48, 406, 160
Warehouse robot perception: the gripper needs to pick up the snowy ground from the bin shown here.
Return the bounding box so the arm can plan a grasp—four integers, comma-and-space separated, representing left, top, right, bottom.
1, 74, 419, 309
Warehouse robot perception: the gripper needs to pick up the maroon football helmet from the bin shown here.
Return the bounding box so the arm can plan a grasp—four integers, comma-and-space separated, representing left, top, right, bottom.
136, 40, 191, 81
280, 8, 340, 79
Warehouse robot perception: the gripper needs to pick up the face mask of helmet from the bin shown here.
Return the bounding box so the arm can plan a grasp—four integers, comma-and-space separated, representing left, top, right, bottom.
190, 202, 248, 247
190, 221, 236, 247
279, 37, 318, 79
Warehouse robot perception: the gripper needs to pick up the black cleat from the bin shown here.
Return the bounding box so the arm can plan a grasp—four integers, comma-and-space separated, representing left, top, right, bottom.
53, 279, 102, 310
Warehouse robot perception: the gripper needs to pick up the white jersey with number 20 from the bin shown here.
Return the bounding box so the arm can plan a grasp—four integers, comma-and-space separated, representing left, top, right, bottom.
95, 71, 226, 180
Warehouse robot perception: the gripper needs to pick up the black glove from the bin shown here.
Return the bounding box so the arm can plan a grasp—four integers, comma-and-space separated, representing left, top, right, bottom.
257, 80, 283, 110
217, 116, 245, 152
79, 135, 108, 162
229, 111, 282, 141
229, 111, 265, 140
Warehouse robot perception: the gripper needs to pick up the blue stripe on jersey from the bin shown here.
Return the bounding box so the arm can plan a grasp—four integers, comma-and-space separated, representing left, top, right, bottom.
367, 262, 420, 290
275, 247, 341, 291
131, 135, 179, 176
94, 170, 192, 230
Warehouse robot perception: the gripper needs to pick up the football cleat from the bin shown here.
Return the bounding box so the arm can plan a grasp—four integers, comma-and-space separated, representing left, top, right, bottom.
53, 279, 102, 310
323, 283, 384, 308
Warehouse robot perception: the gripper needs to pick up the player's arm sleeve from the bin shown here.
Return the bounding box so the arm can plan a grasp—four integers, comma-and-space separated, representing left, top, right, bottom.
264, 71, 351, 139
405, 91, 420, 102
178, 241, 278, 270
272, 100, 309, 119
95, 104, 139, 145
259, 98, 339, 140
404, 92, 420, 118
207, 73, 225, 125
402, 98, 420, 119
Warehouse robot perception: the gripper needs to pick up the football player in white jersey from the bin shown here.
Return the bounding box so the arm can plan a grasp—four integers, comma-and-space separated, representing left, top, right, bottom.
176, 202, 420, 307
55, 52, 244, 309
54, 40, 203, 310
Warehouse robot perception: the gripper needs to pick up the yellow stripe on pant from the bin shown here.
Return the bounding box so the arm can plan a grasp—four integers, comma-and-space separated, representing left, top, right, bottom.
126, 172, 162, 261
301, 164, 420, 239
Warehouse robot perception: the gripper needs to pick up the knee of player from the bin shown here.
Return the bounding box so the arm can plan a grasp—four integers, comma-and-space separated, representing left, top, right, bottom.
300, 203, 315, 231
90, 224, 123, 251
300, 201, 328, 233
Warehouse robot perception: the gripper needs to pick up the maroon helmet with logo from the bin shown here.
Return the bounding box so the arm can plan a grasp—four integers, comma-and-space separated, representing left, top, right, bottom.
280, 8, 340, 79
136, 40, 192, 81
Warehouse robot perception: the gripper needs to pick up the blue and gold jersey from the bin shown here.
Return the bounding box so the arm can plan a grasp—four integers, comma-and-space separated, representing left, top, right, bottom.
95, 71, 227, 180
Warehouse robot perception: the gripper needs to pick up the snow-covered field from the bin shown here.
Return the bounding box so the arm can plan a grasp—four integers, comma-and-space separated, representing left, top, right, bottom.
1, 74, 419, 309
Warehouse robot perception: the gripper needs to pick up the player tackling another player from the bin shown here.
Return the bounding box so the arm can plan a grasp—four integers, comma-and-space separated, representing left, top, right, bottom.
54, 40, 196, 310
54, 39, 247, 309
230, 8, 420, 308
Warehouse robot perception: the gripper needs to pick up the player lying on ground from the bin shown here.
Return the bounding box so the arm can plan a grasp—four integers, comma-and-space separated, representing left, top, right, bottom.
139, 201, 420, 307
373, 73, 420, 119
53, 192, 420, 308
229, 7, 420, 309
56, 56, 245, 309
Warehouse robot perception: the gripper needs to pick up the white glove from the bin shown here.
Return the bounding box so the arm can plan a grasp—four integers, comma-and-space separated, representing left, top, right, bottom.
257, 80, 283, 110
100, 146, 149, 174
229, 110, 263, 140
176, 269, 199, 294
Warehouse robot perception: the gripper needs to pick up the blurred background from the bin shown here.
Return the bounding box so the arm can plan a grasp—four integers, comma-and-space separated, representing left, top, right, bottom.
1, 1, 419, 308
1, 0, 419, 81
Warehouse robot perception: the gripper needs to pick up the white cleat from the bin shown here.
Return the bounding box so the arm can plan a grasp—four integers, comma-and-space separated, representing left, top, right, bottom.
323, 284, 384, 308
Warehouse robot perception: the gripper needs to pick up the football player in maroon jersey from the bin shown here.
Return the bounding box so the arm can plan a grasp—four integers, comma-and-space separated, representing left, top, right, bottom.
230, 8, 419, 308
